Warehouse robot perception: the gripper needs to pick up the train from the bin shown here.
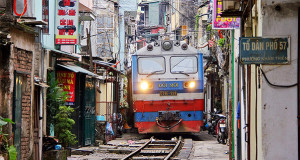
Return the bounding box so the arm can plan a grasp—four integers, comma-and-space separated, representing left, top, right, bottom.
131, 40, 204, 134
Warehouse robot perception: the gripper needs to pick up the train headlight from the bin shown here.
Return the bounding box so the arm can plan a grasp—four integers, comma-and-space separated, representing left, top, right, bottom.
184, 81, 196, 89
189, 81, 196, 88
181, 43, 188, 50
147, 44, 153, 51
162, 41, 172, 51
140, 81, 153, 90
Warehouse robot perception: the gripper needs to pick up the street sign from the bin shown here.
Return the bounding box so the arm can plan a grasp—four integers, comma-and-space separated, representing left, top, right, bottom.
239, 37, 290, 64
55, 0, 79, 44
212, 0, 240, 29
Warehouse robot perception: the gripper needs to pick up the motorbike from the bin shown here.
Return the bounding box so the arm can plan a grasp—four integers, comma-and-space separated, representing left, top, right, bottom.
216, 114, 227, 144
206, 111, 223, 135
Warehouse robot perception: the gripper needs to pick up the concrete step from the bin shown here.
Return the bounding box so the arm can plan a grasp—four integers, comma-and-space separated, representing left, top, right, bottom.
107, 148, 135, 154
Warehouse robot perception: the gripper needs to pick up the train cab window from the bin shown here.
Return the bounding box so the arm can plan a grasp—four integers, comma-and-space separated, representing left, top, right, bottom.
170, 56, 198, 74
138, 57, 166, 75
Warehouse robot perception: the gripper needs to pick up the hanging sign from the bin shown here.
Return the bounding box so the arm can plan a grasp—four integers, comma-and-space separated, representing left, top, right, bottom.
240, 37, 290, 64
55, 0, 79, 44
57, 71, 76, 105
212, 0, 240, 29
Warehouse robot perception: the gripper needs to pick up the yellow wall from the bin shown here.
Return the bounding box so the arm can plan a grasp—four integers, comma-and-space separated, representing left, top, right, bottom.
171, 0, 180, 31
250, 1, 263, 159
97, 82, 113, 121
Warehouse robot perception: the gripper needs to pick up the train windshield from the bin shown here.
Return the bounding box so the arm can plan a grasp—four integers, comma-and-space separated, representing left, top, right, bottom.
138, 57, 165, 75
170, 56, 198, 74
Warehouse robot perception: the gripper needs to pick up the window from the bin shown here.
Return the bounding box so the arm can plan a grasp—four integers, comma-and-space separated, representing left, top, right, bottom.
42, 0, 49, 33
138, 57, 165, 75
170, 56, 198, 73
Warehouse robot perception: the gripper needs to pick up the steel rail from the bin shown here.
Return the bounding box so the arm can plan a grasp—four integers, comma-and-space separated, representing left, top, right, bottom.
164, 136, 182, 160
121, 136, 154, 160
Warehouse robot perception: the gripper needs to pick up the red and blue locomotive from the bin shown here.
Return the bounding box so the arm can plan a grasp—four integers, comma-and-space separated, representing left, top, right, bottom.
131, 40, 204, 134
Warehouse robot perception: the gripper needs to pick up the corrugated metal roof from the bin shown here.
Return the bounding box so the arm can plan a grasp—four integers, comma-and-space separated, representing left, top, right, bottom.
44, 47, 79, 60
57, 64, 99, 78
93, 60, 122, 73
139, 0, 161, 5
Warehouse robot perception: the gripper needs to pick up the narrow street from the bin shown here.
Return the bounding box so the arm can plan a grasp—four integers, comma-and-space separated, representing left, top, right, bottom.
0, 0, 299, 160
189, 132, 229, 160
68, 131, 229, 160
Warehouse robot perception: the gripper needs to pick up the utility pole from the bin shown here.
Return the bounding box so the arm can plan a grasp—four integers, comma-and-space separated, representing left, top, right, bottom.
86, 28, 93, 72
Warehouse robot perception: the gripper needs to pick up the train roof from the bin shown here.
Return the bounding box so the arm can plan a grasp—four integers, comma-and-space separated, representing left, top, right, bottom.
135, 40, 199, 56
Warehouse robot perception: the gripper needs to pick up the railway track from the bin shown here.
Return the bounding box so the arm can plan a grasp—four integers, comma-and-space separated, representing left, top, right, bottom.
121, 136, 182, 160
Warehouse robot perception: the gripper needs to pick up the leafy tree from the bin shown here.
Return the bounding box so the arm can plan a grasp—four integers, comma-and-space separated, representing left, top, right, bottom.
54, 106, 77, 147
47, 72, 77, 147
46, 73, 68, 133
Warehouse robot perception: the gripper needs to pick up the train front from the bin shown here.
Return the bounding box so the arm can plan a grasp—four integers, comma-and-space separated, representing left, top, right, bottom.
132, 41, 204, 134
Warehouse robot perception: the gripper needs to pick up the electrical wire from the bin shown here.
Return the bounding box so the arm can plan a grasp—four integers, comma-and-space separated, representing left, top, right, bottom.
259, 67, 298, 88
166, 2, 196, 23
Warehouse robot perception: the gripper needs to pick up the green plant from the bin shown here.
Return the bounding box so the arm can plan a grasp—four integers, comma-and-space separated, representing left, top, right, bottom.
46, 73, 68, 133
195, 14, 200, 31
0, 116, 17, 160
54, 106, 77, 147
218, 38, 225, 47
206, 24, 212, 32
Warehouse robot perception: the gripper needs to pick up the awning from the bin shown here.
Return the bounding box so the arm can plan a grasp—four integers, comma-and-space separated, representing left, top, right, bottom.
57, 64, 99, 78
93, 60, 121, 73
44, 47, 79, 60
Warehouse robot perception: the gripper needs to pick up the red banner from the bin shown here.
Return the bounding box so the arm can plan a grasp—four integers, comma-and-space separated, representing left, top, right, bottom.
57, 71, 76, 103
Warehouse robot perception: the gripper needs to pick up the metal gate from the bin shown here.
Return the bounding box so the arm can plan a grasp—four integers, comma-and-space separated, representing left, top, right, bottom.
13, 74, 22, 160
83, 77, 95, 146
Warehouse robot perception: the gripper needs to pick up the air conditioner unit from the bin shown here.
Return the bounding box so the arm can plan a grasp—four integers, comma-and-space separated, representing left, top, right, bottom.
221, 0, 242, 17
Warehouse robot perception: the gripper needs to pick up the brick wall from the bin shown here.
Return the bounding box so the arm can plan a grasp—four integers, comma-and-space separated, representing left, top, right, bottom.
13, 47, 33, 160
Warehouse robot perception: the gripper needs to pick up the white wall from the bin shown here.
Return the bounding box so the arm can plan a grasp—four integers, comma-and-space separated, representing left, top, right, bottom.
233, 29, 240, 160
260, 1, 299, 159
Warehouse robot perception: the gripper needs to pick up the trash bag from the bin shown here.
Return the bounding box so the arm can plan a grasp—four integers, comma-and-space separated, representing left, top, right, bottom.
105, 122, 114, 135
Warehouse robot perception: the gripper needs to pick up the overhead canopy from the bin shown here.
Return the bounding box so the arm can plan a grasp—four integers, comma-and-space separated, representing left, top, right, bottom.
93, 60, 121, 73
44, 47, 79, 60
57, 64, 99, 78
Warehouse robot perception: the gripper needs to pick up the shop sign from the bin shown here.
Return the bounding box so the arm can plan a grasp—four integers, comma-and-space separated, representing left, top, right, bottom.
57, 71, 76, 105
55, 0, 78, 44
240, 37, 290, 64
212, 0, 240, 29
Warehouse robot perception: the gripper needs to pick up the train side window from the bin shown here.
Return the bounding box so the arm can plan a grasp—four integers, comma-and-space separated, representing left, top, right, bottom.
138, 57, 166, 75
170, 56, 198, 74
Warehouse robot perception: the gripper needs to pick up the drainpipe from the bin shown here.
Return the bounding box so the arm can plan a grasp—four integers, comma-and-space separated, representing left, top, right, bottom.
39, 27, 44, 160
39, 89, 43, 160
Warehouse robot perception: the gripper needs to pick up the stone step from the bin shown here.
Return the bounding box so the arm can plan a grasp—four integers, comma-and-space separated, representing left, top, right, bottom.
107, 148, 135, 154
99, 145, 117, 149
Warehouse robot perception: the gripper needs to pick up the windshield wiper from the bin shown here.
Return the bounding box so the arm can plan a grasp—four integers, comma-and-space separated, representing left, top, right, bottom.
173, 71, 190, 76
172, 57, 187, 70
146, 70, 164, 77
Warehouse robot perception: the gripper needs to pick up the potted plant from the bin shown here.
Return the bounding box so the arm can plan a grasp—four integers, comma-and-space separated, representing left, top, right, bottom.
54, 106, 77, 148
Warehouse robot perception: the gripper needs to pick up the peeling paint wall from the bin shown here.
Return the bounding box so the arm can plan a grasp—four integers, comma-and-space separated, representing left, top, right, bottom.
260, 1, 299, 159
